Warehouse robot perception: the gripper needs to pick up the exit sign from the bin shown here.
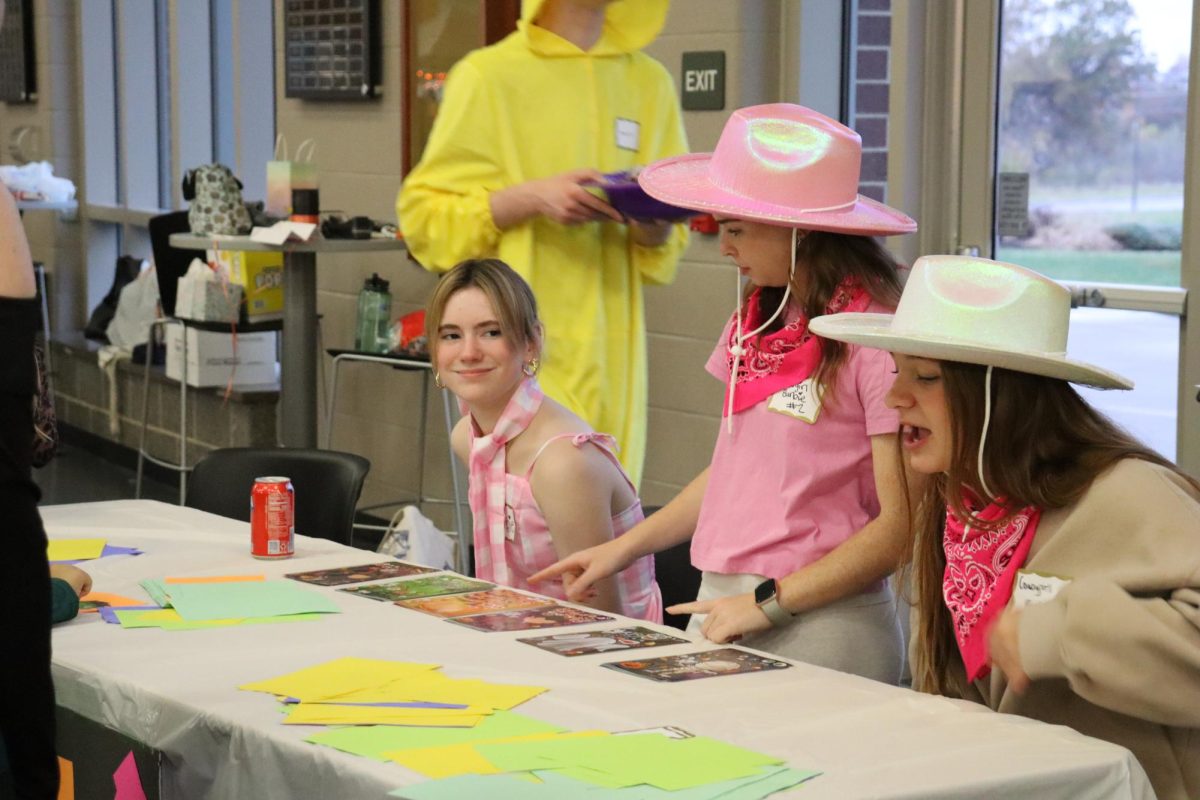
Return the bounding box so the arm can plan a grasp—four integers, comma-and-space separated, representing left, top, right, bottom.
681, 51, 725, 111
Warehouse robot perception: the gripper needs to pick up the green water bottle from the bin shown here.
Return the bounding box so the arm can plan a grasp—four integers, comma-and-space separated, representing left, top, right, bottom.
355, 273, 392, 353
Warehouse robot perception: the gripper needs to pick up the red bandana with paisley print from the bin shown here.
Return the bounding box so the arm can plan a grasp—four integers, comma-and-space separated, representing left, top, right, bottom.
722, 279, 869, 416
943, 499, 1041, 682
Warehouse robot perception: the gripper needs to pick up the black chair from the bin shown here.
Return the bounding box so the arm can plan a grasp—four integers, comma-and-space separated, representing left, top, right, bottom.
649, 510, 703, 631
135, 211, 283, 502
186, 447, 370, 547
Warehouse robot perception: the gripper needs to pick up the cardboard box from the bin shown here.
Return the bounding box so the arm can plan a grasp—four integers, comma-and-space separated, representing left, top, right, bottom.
210, 249, 284, 323
165, 326, 278, 387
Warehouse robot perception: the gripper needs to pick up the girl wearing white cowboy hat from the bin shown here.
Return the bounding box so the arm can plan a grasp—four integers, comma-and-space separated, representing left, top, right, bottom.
812, 255, 1200, 799
427, 259, 662, 622
531, 103, 920, 683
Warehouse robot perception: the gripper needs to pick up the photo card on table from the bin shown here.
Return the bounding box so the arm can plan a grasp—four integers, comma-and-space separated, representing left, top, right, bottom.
602, 647, 792, 682
519, 626, 689, 656
338, 575, 493, 602
396, 588, 554, 618
286, 561, 436, 587
448, 604, 615, 632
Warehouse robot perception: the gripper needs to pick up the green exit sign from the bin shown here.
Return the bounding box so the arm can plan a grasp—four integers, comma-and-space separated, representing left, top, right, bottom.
681, 51, 725, 111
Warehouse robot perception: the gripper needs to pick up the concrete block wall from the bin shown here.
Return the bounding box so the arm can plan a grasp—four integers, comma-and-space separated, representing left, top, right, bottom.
49, 336, 278, 471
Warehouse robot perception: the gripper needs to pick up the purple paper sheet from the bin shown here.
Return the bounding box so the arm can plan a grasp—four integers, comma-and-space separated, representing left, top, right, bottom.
281, 697, 467, 709
99, 605, 160, 624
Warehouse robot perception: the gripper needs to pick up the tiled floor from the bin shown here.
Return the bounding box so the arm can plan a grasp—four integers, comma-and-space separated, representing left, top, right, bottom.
34, 442, 177, 507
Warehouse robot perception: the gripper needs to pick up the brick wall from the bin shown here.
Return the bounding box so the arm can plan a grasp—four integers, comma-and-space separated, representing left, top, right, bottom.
852, 0, 893, 203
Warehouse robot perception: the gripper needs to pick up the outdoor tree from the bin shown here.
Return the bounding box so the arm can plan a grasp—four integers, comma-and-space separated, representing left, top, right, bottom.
999, 0, 1156, 183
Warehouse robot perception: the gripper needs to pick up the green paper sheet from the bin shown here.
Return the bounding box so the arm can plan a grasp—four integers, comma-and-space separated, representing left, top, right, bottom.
138, 579, 171, 608
162, 579, 339, 621
116, 608, 324, 630
475, 734, 782, 792
306, 711, 564, 761
388, 767, 820, 800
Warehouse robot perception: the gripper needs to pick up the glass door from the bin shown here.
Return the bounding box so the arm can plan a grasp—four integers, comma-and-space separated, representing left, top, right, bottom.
954, 0, 1198, 467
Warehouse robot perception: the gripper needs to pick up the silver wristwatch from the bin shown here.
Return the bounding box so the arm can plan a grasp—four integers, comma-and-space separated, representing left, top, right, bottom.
754, 579, 794, 627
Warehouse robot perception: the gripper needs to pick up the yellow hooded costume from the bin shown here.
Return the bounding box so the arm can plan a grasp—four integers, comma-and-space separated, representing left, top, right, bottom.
398, 0, 688, 488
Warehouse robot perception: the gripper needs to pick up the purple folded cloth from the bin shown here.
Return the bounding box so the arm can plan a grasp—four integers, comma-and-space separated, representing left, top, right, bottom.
52, 544, 144, 565
590, 171, 696, 222
99, 605, 160, 624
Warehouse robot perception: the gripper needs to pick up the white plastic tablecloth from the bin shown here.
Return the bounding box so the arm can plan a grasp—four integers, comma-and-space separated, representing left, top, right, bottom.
43, 500, 1153, 799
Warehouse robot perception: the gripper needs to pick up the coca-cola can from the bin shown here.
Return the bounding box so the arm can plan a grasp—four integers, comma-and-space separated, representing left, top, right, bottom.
250, 476, 294, 558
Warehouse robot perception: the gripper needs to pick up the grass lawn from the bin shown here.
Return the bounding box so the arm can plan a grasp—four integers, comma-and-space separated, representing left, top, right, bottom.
994, 248, 1181, 287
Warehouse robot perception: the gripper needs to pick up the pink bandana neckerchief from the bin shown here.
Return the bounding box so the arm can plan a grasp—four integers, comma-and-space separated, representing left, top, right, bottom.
722, 279, 870, 416
467, 378, 544, 585
943, 498, 1042, 682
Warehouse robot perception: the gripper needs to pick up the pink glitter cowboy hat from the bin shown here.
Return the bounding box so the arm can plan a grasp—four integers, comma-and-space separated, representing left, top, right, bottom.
638, 103, 917, 235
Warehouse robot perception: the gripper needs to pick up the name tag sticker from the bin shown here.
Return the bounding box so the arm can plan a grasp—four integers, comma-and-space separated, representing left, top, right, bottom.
767, 378, 823, 423
615, 118, 640, 151
1012, 570, 1070, 610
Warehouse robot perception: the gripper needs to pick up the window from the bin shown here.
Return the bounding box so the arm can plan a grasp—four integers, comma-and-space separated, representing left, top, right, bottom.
78, 0, 275, 310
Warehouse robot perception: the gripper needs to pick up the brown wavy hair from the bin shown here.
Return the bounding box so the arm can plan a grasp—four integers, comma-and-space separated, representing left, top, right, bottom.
425, 258, 541, 361
904, 361, 1198, 695
751, 231, 902, 401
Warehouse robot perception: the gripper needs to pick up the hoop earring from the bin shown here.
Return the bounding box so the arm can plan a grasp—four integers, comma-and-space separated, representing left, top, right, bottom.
522, 359, 540, 377
433, 371, 444, 389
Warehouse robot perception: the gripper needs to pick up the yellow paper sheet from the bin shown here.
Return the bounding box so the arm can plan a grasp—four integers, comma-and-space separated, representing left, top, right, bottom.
327, 674, 547, 710
383, 731, 609, 779
283, 703, 490, 725
165, 574, 265, 584
238, 657, 440, 701
284, 706, 487, 727
46, 538, 106, 561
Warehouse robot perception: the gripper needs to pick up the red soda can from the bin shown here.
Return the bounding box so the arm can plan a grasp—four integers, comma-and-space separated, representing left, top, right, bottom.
250, 476, 295, 558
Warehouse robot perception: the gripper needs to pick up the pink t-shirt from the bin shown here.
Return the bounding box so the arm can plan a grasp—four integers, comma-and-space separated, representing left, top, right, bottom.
691, 303, 900, 578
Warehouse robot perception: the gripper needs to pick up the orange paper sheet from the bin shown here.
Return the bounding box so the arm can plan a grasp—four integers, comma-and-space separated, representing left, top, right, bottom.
79, 592, 144, 612
56, 756, 74, 800
164, 575, 266, 584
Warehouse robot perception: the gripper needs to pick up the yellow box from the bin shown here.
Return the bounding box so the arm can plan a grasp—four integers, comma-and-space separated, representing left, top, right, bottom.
210, 250, 284, 322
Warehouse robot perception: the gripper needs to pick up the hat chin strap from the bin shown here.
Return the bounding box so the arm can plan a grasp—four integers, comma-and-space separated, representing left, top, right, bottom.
977, 365, 996, 501
725, 228, 797, 433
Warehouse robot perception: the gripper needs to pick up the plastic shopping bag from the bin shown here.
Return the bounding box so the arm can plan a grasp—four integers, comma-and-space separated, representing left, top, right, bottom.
377, 506, 457, 571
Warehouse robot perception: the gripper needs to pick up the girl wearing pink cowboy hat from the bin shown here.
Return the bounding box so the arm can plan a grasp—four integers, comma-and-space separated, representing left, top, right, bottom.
812, 255, 1200, 798
532, 104, 918, 682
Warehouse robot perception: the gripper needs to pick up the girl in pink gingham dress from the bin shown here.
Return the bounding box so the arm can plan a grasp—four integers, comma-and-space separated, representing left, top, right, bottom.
427, 259, 662, 623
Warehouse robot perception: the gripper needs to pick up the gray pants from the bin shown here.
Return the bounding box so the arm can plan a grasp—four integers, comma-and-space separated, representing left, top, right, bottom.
687, 571, 905, 685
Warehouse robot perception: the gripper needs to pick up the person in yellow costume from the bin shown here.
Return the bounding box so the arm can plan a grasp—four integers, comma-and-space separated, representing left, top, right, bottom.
398, 0, 689, 489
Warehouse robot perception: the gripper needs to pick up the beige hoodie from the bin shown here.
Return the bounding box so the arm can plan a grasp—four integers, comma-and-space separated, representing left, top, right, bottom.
918, 459, 1200, 799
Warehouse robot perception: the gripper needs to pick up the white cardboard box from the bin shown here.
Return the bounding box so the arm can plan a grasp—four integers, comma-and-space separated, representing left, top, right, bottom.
165, 326, 278, 387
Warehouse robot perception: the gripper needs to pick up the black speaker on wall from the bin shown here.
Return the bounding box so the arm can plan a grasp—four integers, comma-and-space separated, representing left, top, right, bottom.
283, 0, 381, 101
0, 0, 36, 104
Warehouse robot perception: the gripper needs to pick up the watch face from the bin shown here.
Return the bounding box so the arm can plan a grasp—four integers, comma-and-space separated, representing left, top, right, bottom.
753, 579, 775, 605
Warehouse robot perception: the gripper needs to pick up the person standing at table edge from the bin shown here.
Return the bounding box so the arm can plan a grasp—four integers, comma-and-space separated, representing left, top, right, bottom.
0, 141, 60, 798
812, 255, 1200, 800
398, 0, 689, 489
532, 104, 920, 683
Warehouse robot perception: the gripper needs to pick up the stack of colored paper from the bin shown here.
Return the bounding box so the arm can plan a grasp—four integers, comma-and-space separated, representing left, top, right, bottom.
240, 657, 548, 728
117, 576, 338, 630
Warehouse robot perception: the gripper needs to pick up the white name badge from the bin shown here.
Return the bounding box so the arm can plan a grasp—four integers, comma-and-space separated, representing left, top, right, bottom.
1012, 569, 1070, 610
767, 377, 823, 423
615, 118, 640, 151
